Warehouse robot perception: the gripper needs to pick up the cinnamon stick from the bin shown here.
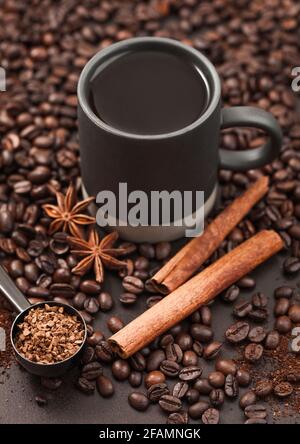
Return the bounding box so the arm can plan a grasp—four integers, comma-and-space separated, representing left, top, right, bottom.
151, 176, 269, 294
109, 230, 283, 358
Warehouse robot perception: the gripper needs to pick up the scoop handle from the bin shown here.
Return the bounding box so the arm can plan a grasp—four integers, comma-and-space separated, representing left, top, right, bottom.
0, 265, 31, 313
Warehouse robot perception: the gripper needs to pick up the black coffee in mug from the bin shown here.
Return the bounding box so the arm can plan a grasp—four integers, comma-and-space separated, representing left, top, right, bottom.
89, 49, 209, 135
78, 37, 282, 242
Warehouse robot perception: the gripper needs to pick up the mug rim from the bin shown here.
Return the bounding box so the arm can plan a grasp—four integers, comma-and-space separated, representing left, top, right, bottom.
77, 37, 221, 141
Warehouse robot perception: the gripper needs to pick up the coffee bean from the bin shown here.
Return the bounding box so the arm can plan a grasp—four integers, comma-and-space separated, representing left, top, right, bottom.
129, 371, 143, 388
179, 366, 202, 381
146, 295, 163, 307
95, 341, 114, 363
139, 243, 155, 259
248, 326, 267, 343
188, 401, 210, 419
190, 324, 213, 343
81, 346, 95, 365
159, 394, 182, 413
84, 297, 100, 314
222, 285, 240, 303
107, 316, 124, 333
81, 362, 103, 380
225, 321, 250, 343
172, 381, 189, 399
202, 408, 220, 424
244, 404, 267, 419
264, 330, 280, 349
80, 280, 101, 294
208, 371, 225, 388
283, 256, 300, 274
199, 306, 212, 326
274, 298, 290, 316
0, 211, 14, 234
182, 350, 198, 366
165, 343, 183, 363
73, 292, 87, 310
275, 315, 292, 333
97, 375, 114, 398
215, 359, 237, 376
274, 382, 293, 398
210, 388, 225, 408
252, 292, 268, 309
175, 332, 193, 350
224, 374, 239, 398
274, 286, 293, 299
155, 242, 171, 260
147, 383, 169, 402
98, 292, 113, 311
112, 359, 131, 381
288, 304, 300, 322
76, 377, 95, 395
236, 369, 251, 387
286, 372, 300, 383
119, 292, 137, 305
167, 412, 188, 424
236, 276, 256, 289
233, 300, 253, 318
134, 256, 150, 270
87, 331, 104, 347
160, 360, 180, 378
146, 349, 166, 372
244, 343, 264, 363
144, 371, 165, 388
192, 341, 204, 357
122, 275, 144, 294
239, 391, 257, 409
129, 352, 146, 372
203, 341, 223, 360
254, 380, 273, 398
193, 378, 213, 395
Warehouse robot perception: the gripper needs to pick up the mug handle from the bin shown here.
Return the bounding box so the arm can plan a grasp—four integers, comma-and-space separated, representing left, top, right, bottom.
219, 106, 282, 170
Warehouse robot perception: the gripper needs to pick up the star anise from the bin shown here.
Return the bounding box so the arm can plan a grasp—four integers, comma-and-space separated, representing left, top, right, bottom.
43, 185, 95, 237
68, 229, 127, 283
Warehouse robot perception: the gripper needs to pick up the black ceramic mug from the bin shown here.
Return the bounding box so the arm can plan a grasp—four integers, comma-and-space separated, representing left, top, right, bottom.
78, 37, 282, 242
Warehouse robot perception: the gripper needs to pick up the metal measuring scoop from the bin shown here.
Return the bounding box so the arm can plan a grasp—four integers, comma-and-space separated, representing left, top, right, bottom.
0, 265, 87, 377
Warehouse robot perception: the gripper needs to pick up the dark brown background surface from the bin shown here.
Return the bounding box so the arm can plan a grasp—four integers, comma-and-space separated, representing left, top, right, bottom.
1, 250, 299, 424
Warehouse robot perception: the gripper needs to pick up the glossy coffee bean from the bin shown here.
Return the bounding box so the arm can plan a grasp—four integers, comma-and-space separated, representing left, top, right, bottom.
208, 371, 225, 388
128, 392, 149, 411
288, 304, 300, 322
244, 343, 264, 363
175, 332, 193, 351
96, 375, 114, 398
190, 324, 213, 343
193, 378, 213, 395
112, 359, 131, 381
179, 366, 202, 381
210, 388, 225, 407
188, 401, 210, 419
122, 275, 144, 294
224, 374, 239, 398
264, 330, 280, 349
254, 380, 273, 398
215, 359, 237, 375
172, 381, 189, 399
146, 350, 166, 372
248, 326, 267, 343
185, 388, 200, 405
222, 285, 240, 303
98, 292, 113, 311
239, 391, 257, 409
274, 298, 290, 316
128, 371, 143, 388
225, 321, 250, 343
159, 395, 182, 413
144, 371, 165, 388
236, 369, 251, 387
203, 341, 223, 360
244, 404, 267, 419
107, 316, 124, 333
182, 350, 198, 366
275, 315, 292, 333
147, 383, 169, 402
202, 408, 220, 424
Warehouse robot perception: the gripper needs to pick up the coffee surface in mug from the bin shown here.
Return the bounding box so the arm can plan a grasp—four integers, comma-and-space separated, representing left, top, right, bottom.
89, 49, 209, 135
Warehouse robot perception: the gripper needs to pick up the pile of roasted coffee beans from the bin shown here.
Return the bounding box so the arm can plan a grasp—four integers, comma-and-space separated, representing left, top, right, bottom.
0, 0, 300, 424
